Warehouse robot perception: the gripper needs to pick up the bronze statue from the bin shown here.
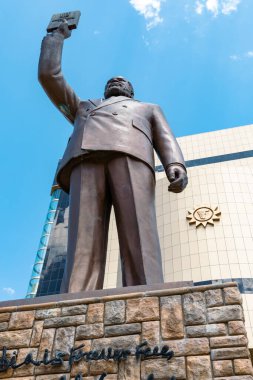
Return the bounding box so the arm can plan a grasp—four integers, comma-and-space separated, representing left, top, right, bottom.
38, 20, 188, 293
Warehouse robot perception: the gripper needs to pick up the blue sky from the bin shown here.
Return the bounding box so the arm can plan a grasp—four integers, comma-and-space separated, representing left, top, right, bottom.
0, 0, 252, 300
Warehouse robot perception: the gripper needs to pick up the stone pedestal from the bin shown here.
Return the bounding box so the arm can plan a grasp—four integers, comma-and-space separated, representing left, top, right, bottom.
0, 282, 252, 379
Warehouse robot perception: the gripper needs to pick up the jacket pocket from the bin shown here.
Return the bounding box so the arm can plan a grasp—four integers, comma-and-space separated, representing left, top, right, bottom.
132, 118, 153, 145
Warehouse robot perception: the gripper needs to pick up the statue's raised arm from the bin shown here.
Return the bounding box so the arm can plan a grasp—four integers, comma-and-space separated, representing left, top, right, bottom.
38, 20, 80, 124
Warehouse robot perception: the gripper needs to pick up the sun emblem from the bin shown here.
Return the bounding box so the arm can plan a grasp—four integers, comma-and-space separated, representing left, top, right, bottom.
186, 206, 221, 228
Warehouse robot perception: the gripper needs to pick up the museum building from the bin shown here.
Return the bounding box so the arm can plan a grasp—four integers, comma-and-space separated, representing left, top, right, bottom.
26, 124, 253, 348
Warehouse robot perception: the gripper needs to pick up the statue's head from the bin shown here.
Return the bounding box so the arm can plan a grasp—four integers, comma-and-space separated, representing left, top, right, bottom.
104, 76, 134, 99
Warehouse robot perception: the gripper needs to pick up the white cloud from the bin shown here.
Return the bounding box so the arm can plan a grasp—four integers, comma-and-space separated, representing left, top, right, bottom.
221, 0, 241, 15
129, 0, 166, 29
195, 0, 241, 16
195, 1, 205, 14
142, 35, 150, 46
229, 51, 253, 60
206, 0, 219, 16
230, 54, 240, 60
3, 287, 15, 295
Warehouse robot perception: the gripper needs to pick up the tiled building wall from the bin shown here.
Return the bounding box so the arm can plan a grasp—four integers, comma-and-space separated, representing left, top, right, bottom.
177, 124, 253, 160
157, 158, 253, 347
158, 158, 253, 283
103, 211, 119, 289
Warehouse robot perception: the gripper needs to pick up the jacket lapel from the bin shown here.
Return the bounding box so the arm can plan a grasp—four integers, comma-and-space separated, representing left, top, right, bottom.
88, 98, 102, 107
91, 96, 136, 112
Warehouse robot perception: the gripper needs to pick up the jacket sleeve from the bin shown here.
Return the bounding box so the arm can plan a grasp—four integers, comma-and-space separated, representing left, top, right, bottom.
38, 33, 80, 125
152, 104, 186, 170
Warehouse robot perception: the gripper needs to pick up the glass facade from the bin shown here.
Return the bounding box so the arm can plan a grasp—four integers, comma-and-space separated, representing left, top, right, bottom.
35, 190, 69, 296
26, 188, 61, 298
26, 160, 70, 298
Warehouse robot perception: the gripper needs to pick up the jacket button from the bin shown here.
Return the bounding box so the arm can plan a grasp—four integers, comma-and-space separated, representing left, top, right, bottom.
112, 112, 118, 115
90, 112, 96, 116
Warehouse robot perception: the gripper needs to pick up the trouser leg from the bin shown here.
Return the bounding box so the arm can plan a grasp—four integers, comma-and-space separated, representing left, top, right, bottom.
61, 160, 111, 293
107, 155, 164, 286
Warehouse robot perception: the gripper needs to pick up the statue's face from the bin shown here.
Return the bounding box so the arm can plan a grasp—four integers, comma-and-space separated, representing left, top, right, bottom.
104, 77, 134, 99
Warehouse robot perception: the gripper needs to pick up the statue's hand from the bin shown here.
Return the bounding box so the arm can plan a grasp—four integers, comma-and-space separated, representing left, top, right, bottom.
53, 19, 72, 39
166, 164, 188, 193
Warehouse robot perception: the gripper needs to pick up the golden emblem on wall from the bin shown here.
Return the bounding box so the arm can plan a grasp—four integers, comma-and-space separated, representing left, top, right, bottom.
186, 206, 221, 228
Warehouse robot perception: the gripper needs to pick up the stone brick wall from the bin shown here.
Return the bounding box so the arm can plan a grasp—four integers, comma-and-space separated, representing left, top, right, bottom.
0, 283, 252, 379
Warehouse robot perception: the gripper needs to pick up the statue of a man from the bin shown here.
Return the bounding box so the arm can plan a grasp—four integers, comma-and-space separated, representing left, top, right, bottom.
39, 21, 188, 293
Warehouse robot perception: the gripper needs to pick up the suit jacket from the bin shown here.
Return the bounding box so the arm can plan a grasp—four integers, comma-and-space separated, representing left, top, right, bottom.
39, 33, 186, 193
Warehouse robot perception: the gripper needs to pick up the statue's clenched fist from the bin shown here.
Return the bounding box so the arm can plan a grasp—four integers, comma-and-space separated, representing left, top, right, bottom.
166, 164, 188, 193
